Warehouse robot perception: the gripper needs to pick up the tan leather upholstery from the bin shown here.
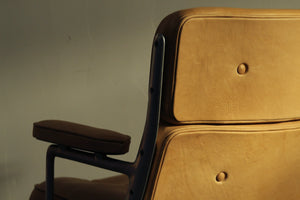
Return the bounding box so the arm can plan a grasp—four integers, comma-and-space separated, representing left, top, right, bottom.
143, 7, 300, 200
144, 121, 300, 199
158, 7, 300, 124
33, 120, 131, 154
30, 175, 128, 200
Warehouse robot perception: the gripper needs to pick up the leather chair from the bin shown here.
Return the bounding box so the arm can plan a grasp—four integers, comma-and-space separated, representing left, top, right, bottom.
30, 7, 300, 200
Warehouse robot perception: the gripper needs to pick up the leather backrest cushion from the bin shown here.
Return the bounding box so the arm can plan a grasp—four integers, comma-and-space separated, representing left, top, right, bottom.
156, 7, 300, 124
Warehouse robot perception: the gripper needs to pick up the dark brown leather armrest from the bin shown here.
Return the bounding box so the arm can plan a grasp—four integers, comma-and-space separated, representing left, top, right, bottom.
33, 120, 131, 155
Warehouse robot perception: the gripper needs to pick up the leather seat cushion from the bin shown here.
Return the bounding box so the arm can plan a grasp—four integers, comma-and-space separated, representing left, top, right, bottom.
30, 175, 128, 200
144, 120, 300, 199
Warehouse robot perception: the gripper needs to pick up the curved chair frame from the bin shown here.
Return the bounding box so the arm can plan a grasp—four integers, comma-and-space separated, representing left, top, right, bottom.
44, 34, 165, 200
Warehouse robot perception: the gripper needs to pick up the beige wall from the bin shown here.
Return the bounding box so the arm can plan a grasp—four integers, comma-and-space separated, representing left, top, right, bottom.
0, 0, 299, 199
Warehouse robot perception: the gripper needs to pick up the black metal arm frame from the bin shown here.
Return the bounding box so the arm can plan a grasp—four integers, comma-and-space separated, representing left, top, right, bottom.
45, 34, 165, 200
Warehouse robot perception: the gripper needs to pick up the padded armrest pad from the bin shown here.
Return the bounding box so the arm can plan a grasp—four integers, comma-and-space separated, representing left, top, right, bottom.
33, 120, 131, 155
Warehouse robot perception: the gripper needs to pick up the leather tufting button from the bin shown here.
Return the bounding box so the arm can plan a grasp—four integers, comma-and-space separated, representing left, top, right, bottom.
237, 63, 248, 74
216, 171, 227, 182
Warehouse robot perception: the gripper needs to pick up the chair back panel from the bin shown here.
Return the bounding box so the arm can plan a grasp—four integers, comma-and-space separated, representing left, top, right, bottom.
157, 8, 300, 124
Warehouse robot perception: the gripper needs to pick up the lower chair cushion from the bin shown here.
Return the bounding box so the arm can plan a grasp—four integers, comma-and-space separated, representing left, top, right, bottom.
33, 120, 131, 154
30, 175, 128, 200
144, 121, 300, 199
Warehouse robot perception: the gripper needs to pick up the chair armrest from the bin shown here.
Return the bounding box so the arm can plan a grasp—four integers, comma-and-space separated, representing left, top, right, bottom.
33, 120, 131, 155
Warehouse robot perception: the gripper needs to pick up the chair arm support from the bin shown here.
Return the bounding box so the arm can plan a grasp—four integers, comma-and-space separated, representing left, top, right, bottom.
33, 120, 131, 155
47, 144, 134, 175
45, 144, 135, 200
